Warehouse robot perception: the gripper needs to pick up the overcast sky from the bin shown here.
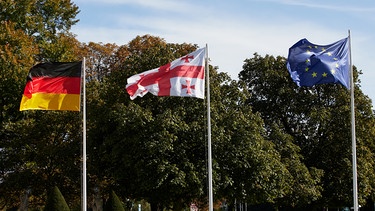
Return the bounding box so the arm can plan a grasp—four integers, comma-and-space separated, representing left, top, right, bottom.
71, 0, 375, 104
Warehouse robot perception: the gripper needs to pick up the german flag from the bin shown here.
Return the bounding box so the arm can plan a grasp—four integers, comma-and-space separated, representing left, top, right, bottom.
20, 62, 82, 111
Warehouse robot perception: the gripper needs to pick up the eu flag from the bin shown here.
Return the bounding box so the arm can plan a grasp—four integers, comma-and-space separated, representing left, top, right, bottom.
286, 37, 350, 89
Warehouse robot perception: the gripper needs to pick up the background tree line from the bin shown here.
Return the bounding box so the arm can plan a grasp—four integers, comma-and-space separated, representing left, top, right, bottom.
1, 0, 375, 210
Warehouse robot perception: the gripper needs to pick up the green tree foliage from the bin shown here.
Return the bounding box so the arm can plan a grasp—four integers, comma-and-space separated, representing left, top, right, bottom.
208, 70, 290, 206
0, 0, 78, 35
85, 36, 206, 210
0, 20, 38, 210
0, 0, 78, 38
85, 35, 308, 210
44, 186, 70, 211
82, 42, 120, 82
2, 111, 82, 206
239, 53, 375, 208
0, 0, 82, 209
104, 191, 125, 211
0, 0, 80, 61
0, 20, 37, 132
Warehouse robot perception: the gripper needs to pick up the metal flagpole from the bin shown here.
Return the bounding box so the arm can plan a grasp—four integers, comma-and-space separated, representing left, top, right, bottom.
82, 57, 87, 211
205, 44, 213, 211
348, 30, 358, 211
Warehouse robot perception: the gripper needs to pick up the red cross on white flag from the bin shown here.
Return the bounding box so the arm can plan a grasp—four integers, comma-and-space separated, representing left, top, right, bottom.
126, 47, 206, 100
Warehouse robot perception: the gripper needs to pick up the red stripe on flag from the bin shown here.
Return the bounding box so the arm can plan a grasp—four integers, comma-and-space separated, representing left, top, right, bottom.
23, 77, 81, 97
168, 65, 204, 79
135, 65, 204, 88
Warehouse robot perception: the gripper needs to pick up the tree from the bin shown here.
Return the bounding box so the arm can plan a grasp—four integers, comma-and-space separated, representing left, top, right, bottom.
0, 20, 38, 209
80, 42, 120, 82
104, 191, 125, 211
0, 20, 37, 136
207, 69, 298, 207
85, 35, 306, 210
0, 0, 79, 60
85, 36, 206, 210
239, 53, 375, 209
0, 0, 83, 209
44, 186, 70, 211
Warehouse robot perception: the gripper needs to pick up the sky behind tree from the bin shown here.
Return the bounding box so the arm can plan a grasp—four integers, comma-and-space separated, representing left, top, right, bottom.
71, 0, 375, 103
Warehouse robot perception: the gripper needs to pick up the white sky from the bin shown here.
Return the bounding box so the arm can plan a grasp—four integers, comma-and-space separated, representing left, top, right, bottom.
71, 0, 375, 104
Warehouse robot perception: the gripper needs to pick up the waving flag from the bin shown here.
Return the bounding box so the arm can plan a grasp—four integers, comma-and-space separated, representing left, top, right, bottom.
20, 62, 82, 111
286, 37, 350, 89
126, 47, 206, 100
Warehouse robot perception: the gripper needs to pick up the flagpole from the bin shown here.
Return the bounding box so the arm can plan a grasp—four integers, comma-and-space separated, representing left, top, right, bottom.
82, 57, 87, 211
348, 30, 358, 211
205, 44, 213, 211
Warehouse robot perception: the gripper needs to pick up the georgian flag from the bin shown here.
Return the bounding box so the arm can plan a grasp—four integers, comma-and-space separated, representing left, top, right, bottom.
126, 47, 206, 100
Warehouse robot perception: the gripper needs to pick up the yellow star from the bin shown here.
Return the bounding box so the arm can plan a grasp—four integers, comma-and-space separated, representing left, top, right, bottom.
322, 72, 328, 77
305, 58, 310, 64
336, 63, 339, 68
331, 69, 336, 75
314, 46, 318, 49
327, 52, 332, 56
308, 45, 312, 49
312, 72, 317, 77
322, 48, 326, 52
305, 67, 309, 72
